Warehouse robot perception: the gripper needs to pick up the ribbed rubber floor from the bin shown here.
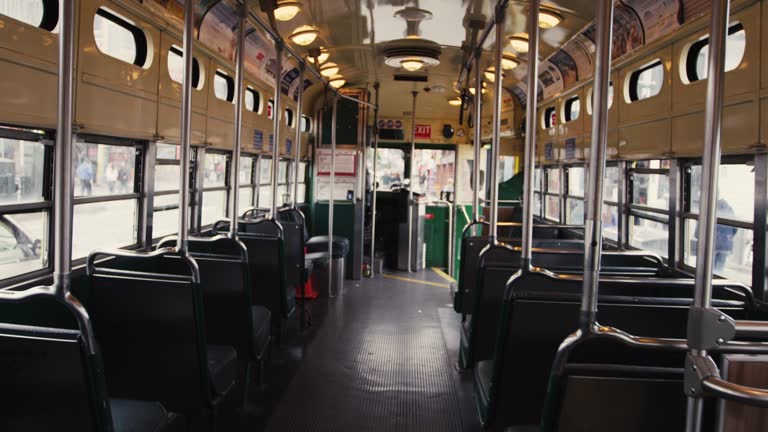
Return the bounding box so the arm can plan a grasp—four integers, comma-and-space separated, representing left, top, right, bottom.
265, 270, 464, 432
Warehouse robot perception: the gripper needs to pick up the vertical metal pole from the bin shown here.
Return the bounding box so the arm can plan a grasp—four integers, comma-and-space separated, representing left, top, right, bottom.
229, 2, 247, 238
177, 0, 195, 254
329, 97, 337, 295
488, 4, 506, 244
53, 0, 75, 293
254, 155, 261, 211
617, 161, 627, 249
369, 83, 380, 277
271, 41, 283, 218
753, 154, 768, 303
668, 159, 681, 266
520, 0, 540, 268
472, 53, 483, 225
580, 0, 614, 329
407, 91, 418, 271
292, 65, 305, 208
687, 1, 730, 430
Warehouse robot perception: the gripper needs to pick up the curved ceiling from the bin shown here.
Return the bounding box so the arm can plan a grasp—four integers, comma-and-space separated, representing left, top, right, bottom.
134, 0, 715, 120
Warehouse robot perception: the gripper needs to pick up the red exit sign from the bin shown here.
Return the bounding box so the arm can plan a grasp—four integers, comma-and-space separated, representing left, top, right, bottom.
415, 124, 431, 139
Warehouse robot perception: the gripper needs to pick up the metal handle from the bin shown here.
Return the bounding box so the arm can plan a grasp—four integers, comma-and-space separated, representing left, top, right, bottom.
703, 375, 768, 407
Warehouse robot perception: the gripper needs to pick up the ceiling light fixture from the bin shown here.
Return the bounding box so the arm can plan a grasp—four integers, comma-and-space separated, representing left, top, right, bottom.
448, 97, 462, 106
484, 67, 506, 82
401, 58, 425, 72
274, 1, 302, 21
289, 25, 318, 46
538, 9, 563, 29
501, 54, 520, 70
329, 75, 346, 88
319, 62, 339, 77
508, 35, 529, 54
469, 83, 487, 95
308, 48, 329, 65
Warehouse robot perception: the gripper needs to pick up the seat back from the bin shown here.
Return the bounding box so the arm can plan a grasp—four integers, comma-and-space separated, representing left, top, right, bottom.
483, 271, 748, 427
553, 365, 685, 432
463, 249, 668, 367
158, 236, 254, 362
230, 219, 296, 322
0, 291, 112, 432
87, 249, 210, 415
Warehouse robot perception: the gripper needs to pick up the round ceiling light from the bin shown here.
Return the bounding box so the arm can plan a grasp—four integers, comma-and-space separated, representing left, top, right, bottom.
501, 54, 520, 70
484, 67, 506, 82
448, 97, 462, 106
508, 35, 529, 54
329, 75, 346, 88
538, 9, 563, 29
319, 62, 339, 77
309, 48, 329, 65
469, 83, 487, 95
290, 25, 318, 46
401, 59, 425, 72
274, 1, 302, 21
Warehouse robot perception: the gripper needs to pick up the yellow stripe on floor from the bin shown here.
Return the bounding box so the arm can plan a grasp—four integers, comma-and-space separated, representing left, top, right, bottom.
382, 273, 450, 288
431, 267, 456, 283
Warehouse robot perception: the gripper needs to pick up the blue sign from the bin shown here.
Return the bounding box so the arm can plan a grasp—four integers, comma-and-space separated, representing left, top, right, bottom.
565, 138, 576, 160
286, 138, 292, 154
544, 142, 553, 161
253, 130, 263, 150
269, 134, 274, 151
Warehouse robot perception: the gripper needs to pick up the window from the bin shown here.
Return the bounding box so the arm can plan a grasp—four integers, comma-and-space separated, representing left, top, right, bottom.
683, 162, 754, 284
73, 140, 139, 259
627, 160, 670, 257
565, 166, 585, 224
533, 167, 542, 218
0, 0, 59, 32
563, 96, 580, 123
245, 87, 262, 114
602, 165, 620, 242
412, 149, 456, 202
301, 115, 312, 133
201, 151, 228, 226
93, 7, 151, 68
258, 156, 273, 208
213, 70, 235, 103
277, 160, 289, 206
587, 82, 614, 115
285, 108, 294, 128
626, 60, 664, 103
296, 161, 307, 204
366, 148, 405, 191
542, 106, 557, 129
238, 155, 255, 215
168, 45, 204, 90
544, 167, 561, 222
152, 143, 184, 239
682, 23, 745, 84
0, 131, 50, 281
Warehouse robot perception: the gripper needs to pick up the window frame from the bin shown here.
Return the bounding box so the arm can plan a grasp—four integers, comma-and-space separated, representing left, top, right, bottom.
543, 165, 563, 223
625, 160, 670, 257
93, 7, 151, 68
0, 127, 54, 287
0, 0, 60, 32
199, 149, 230, 228
682, 22, 745, 84
168, 45, 204, 90
213, 69, 235, 103
625, 59, 664, 103
564, 165, 585, 224
562, 96, 581, 123
245, 86, 263, 114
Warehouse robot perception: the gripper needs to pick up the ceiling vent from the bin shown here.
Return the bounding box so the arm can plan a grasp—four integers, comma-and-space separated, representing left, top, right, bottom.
393, 73, 428, 82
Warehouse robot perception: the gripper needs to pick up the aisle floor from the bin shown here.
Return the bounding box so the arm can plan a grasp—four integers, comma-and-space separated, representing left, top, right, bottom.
260, 269, 480, 432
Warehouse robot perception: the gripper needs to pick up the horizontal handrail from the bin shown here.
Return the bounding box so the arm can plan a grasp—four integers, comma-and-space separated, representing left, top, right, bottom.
87, 247, 200, 284
703, 375, 768, 407
735, 320, 768, 338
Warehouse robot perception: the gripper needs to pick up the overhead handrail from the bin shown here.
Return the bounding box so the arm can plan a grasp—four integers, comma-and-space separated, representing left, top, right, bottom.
455, 0, 511, 92
430, 200, 455, 277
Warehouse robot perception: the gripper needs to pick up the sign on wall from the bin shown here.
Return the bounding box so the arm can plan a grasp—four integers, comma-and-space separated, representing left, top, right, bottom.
253, 130, 263, 150
316, 149, 357, 176
415, 124, 432, 139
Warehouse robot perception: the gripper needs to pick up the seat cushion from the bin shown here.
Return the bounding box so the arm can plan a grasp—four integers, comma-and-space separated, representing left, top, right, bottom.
306, 236, 350, 258
110, 399, 171, 432
305, 251, 330, 266
251, 306, 271, 359
206, 345, 238, 396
